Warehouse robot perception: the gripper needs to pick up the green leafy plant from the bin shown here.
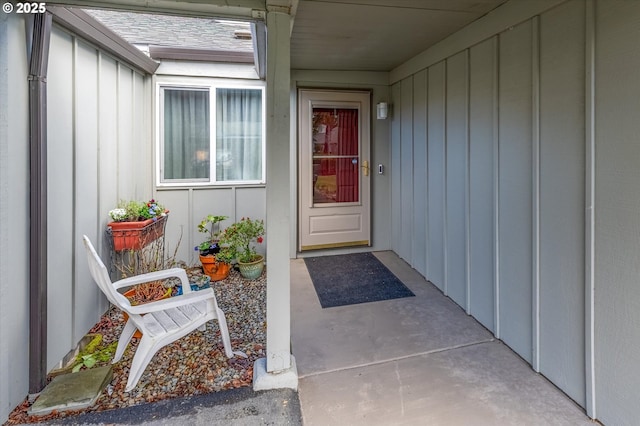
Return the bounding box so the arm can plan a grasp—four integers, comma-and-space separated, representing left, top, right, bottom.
218, 217, 265, 263
195, 215, 228, 256
109, 199, 165, 222
215, 246, 236, 264
71, 334, 118, 373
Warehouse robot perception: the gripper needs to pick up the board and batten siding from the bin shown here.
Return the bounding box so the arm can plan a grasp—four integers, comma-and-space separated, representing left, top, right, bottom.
593, 1, 640, 425
157, 186, 267, 267
468, 36, 496, 333
426, 62, 446, 291
539, 1, 586, 407
390, 0, 587, 412
46, 23, 153, 370
0, 12, 31, 423
45, 24, 269, 368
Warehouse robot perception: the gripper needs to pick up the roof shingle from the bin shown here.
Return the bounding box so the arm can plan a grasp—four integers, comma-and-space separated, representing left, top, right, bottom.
84, 9, 253, 52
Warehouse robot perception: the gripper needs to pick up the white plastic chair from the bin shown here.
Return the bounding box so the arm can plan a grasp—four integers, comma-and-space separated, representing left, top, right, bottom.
82, 235, 246, 392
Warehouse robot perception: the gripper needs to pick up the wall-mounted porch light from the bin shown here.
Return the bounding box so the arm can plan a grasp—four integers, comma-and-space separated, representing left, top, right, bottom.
377, 102, 389, 120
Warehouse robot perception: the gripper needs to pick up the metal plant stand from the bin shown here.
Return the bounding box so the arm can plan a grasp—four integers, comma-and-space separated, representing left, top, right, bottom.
105, 215, 168, 280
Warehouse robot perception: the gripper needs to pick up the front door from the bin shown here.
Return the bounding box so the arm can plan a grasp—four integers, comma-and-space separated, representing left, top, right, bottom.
298, 89, 371, 251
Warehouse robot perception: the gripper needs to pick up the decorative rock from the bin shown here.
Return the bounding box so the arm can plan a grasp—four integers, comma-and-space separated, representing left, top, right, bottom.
6, 267, 266, 425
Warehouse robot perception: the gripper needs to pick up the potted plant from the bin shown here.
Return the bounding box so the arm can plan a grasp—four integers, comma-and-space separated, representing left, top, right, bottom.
107, 199, 168, 251
195, 215, 230, 281
219, 217, 265, 279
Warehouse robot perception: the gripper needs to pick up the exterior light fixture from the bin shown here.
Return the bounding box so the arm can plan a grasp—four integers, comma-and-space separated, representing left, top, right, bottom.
377, 102, 389, 120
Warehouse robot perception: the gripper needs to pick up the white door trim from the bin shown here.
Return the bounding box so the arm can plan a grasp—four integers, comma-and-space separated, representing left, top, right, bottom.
298, 89, 371, 251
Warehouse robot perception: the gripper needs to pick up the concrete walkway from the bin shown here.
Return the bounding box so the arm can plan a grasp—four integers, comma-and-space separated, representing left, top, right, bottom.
292, 251, 593, 426
28, 251, 593, 426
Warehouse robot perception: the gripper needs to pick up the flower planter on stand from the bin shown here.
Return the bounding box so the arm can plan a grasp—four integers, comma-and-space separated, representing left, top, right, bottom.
107, 213, 168, 252
199, 254, 230, 281
238, 255, 264, 280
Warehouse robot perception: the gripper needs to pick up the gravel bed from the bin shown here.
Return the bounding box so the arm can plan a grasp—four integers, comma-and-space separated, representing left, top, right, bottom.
5, 267, 266, 425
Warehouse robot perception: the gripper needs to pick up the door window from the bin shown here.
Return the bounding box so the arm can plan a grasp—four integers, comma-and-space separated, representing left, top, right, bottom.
311, 108, 359, 204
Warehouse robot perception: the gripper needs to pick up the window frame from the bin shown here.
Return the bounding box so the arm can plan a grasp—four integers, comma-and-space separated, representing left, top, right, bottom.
156, 78, 266, 187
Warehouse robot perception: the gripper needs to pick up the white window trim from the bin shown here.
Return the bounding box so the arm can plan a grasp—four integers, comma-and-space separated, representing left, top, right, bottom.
155, 77, 266, 187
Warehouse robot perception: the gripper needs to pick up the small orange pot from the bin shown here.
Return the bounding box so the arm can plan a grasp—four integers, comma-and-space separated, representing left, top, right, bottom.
122, 287, 172, 338
199, 254, 230, 281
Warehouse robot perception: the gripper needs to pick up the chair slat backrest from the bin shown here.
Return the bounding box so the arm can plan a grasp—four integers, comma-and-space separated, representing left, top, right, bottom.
82, 235, 131, 309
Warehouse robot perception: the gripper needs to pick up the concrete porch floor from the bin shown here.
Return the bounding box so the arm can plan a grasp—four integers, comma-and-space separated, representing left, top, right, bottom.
291, 251, 593, 426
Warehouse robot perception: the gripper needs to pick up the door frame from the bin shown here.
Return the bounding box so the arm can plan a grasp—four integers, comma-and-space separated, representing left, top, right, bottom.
297, 88, 372, 252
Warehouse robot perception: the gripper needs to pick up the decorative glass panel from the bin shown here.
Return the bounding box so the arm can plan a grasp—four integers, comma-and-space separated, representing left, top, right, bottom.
312, 108, 359, 204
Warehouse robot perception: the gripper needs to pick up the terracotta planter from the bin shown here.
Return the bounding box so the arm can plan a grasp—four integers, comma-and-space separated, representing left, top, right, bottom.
238, 255, 264, 280
199, 254, 230, 281
123, 287, 172, 338
107, 212, 168, 252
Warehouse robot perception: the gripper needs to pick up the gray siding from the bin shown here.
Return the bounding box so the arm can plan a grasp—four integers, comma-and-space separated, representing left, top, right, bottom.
426, 62, 446, 291
400, 78, 413, 262
468, 37, 496, 332
41, 23, 249, 380
497, 19, 533, 363
48, 28, 76, 366
159, 187, 267, 266
412, 70, 428, 276
0, 13, 31, 422
594, 1, 640, 424
539, 0, 585, 406
389, 0, 589, 414
46, 25, 153, 369
445, 51, 468, 308
75, 40, 101, 339
391, 82, 402, 255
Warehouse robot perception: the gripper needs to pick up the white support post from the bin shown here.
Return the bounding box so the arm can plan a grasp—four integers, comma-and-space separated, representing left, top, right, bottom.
253, 7, 298, 391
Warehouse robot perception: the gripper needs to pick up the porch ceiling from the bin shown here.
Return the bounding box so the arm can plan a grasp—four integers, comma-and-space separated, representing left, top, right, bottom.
46, 0, 508, 72
290, 0, 508, 71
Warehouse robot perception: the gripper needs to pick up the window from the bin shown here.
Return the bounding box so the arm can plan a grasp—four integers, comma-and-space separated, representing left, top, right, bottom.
159, 83, 264, 185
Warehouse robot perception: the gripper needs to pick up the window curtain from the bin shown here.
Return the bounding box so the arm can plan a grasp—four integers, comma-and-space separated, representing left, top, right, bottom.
216, 88, 262, 181
336, 109, 358, 202
312, 108, 358, 203
163, 89, 210, 180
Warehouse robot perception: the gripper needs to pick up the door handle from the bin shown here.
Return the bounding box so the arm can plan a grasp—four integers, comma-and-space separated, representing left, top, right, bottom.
361, 160, 369, 176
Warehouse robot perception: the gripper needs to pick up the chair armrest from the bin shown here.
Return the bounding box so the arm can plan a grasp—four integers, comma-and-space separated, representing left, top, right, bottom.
127, 288, 214, 315
113, 268, 190, 291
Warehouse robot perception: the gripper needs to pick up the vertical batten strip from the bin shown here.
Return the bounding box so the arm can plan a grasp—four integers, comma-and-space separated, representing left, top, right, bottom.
464, 48, 471, 314
391, 84, 401, 254
115, 62, 121, 200
584, 0, 597, 418
95, 51, 103, 310
71, 36, 78, 343
131, 70, 136, 190
442, 61, 449, 296
130, 69, 136, 193
96, 52, 102, 246
188, 187, 194, 254
424, 70, 430, 279
531, 16, 541, 372
493, 35, 501, 338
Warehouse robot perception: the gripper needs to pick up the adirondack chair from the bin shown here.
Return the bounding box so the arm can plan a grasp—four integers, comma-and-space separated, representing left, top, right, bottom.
82, 235, 246, 392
